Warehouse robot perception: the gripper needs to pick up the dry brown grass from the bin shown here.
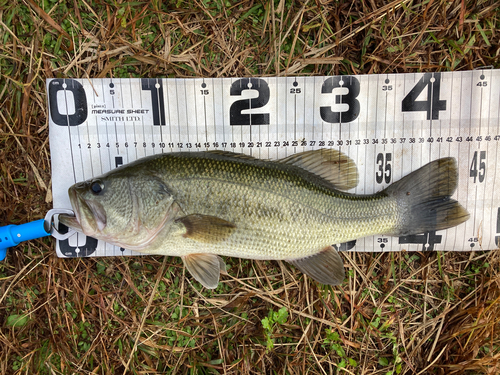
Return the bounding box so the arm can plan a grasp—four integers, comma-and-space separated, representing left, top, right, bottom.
1, 0, 500, 374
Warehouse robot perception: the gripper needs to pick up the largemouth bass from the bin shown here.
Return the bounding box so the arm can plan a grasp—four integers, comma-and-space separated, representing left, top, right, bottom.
60, 149, 469, 288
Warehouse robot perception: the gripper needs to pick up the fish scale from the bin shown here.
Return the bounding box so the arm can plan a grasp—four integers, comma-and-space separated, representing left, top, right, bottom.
143, 153, 399, 259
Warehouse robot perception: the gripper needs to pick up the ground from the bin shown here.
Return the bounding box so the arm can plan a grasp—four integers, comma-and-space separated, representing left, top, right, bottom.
1, 0, 500, 374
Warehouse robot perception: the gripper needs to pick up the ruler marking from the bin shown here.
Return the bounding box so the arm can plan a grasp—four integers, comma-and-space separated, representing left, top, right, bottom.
299, 77, 304, 154
444, 74, 452, 251
110, 78, 117, 157
319, 77, 323, 160
95, 114, 102, 177
104, 79, 111, 169
372, 75, 378, 251
158, 78, 164, 151
310, 77, 315, 151
390, 75, 395, 252
63, 79, 78, 183
237, 78, 241, 153
202, 78, 207, 148
141, 80, 147, 157
213, 78, 219, 149
229, 78, 234, 151
122, 78, 128, 162
477, 71, 485, 248
493, 74, 500, 248
293, 77, 297, 154
164, 78, 171, 152
383, 74, 387, 153
183, 79, 189, 150
386, 74, 396, 251
100, 79, 109, 256
365, 75, 370, 252
118, 78, 125, 164
111, 78, 118, 157
129, 81, 137, 167
75, 79, 85, 182
249, 79, 253, 142
496, 208, 500, 248
428, 73, 434, 163
47, 72, 500, 257
193, 78, 199, 150
460, 71, 470, 250
174, 79, 181, 151
85, 81, 95, 179
170, 77, 173, 149
468, 71, 478, 248
150, 83, 155, 155
483, 70, 492, 248
219, 79, 226, 150
482, 70, 490, 249
470, 72, 479, 249
212, 78, 218, 151
92, 82, 102, 176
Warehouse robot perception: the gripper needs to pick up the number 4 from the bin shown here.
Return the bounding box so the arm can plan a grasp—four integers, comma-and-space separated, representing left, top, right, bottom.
402, 73, 446, 120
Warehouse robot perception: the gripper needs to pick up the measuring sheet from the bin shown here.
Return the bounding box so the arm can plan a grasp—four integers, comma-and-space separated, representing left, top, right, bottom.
47, 70, 500, 258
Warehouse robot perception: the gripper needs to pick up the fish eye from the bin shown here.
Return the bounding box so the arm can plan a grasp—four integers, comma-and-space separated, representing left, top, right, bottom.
90, 180, 104, 195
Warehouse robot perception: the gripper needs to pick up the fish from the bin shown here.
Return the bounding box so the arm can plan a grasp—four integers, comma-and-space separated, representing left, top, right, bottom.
59, 149, 469, 289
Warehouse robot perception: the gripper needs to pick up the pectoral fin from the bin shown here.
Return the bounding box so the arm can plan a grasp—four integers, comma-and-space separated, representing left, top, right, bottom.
287, 245, 345, 285
182, 253, 227, 289
176, 214, 236, 243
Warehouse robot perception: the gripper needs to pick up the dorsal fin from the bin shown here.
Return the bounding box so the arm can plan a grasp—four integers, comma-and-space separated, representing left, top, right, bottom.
279, 149, 358, 190
206, 150, 259, 161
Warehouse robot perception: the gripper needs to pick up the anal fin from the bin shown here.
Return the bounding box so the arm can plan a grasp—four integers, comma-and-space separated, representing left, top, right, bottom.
287, 246, 345, 285
182, 253, 227, 289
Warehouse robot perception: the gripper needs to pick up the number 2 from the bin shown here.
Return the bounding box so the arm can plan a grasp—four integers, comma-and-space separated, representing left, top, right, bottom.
229, 78, 270, 126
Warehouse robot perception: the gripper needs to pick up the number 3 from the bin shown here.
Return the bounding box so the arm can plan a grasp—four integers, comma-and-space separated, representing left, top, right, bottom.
320, 76, 360, 124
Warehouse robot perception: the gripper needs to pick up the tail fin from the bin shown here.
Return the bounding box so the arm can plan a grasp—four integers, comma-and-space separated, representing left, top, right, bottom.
384, 157, 469, 236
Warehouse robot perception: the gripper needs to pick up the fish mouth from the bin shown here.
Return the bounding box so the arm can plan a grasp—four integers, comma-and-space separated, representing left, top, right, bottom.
60, 186, 107, 235
58, 213, 83, 232
59, 187, 84, 232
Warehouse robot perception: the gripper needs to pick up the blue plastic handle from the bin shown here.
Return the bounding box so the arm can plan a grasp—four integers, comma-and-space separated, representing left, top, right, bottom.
0, 219, 50, 261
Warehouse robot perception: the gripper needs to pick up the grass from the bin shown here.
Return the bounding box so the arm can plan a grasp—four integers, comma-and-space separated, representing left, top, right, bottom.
1, 0, 500, 373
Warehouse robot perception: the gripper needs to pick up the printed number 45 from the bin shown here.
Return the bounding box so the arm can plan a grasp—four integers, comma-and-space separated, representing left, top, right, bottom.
470, 151, 486, 183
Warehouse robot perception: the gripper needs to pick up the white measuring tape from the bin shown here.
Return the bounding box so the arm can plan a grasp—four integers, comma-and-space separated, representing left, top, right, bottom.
47, 70, 500, 257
